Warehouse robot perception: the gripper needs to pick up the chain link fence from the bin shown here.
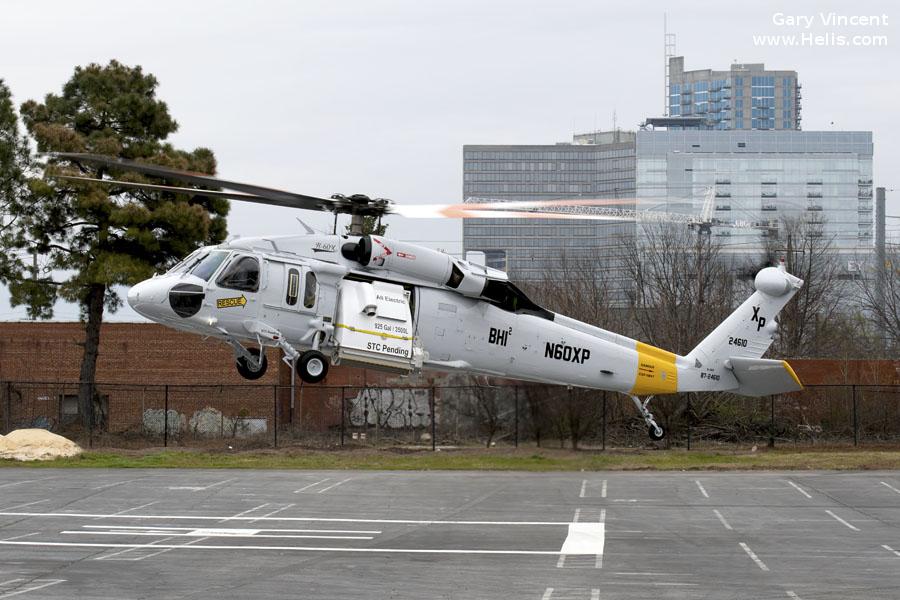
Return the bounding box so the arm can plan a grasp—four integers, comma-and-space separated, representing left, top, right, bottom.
1, 380, 898, 450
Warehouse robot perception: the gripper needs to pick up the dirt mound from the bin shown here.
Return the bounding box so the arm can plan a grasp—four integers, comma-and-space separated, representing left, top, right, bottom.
0, 429, 82, 461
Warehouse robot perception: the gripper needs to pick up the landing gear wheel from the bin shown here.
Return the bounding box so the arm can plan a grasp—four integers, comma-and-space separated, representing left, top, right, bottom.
297, 350, 329, 384
648, 425, 666, 441
236, 347, 268, 380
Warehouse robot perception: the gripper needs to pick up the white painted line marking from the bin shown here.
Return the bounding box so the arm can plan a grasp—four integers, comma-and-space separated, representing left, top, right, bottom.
293, 479, 331, 493
249, 504, 295, 523
579, 480, 587, 498
881, 481, 900, 495
168, 478, 236, 492
786, 592, 802, 599
559, 523, 605, 555
739, 542, 769, 572
0, 582, 23, 589
695, 480, 709, 499
81, 525, 381, 534
111, 501, 158, 516
219, 504, 269, 523
92, 478, 142, 491
556, 554, 566, 568
712, 509, 733, 531
1, 533, 39, 542
317, 479, 352, 494
95, 536, 174, 560
787, 481, 812, 499
0, 540, 572, 556
541, 588, 553, 600
601, 480, 607, 499
0, 500, 49, 512
882, 544, 900, 558
0, 511, 572, 525
591, 590, 600, 600
0, 479, 50, 489
63, 530, 375, 540
135, 536, 207, 561
572, 508, 581, 523
0, 579, 65, 599
825, 510, 860, 531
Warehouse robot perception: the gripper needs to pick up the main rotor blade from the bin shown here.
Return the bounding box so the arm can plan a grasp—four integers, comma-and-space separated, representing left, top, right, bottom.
53, 175, 270, 202
47, 153, 338, 213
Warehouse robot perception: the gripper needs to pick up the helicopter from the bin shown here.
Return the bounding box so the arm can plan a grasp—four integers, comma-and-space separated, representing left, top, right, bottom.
47, 153, 804, 440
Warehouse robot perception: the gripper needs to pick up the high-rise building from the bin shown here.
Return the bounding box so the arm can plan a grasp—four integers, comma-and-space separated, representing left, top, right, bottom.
462, 131, 635, 284
668, 57, 801, 131
635, 129, 873, 263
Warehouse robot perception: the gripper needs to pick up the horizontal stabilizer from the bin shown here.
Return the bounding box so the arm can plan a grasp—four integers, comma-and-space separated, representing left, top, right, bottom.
729, 357, 802, 397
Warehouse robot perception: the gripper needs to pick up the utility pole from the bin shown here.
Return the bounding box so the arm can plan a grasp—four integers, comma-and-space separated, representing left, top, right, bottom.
876, 187, 886, 305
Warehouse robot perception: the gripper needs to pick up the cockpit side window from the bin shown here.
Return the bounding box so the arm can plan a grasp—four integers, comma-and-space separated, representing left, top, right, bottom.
189, 251, 229, 281
216, 256, 260, 292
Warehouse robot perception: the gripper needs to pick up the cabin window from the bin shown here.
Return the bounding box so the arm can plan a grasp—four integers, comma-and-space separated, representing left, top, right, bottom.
303, 271, 318, 308
285, 268, 300, 306
216, 256, 260, 292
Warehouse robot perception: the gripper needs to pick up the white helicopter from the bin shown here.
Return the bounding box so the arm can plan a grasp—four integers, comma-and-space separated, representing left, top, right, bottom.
50, 153, 803, 440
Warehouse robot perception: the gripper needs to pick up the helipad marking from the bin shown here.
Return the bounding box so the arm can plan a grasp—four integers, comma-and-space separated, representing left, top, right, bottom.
62, 529, 374, 540
712, 509, 733, 530
0, 511, 571, 525
80, 525, 381, 534
317, 479, 352, 494
739, 542, 769, 572
0, 540, 568, 556
825, 510, 859, 531
168, 478, 235, 492
0, 579, 65, 599
880, 481, 900, 496
294, 479, 330, 493
786, 481, 812, 499
695, 480, 709, 499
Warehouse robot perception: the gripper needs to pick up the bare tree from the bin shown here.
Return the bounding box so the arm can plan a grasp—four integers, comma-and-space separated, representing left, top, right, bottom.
855, 243, 900, 353
763, 216, 851, 357
623, 223, 737, 355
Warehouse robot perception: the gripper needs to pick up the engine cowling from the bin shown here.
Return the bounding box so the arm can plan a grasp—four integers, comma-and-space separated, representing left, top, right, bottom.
341, 235, 487, 297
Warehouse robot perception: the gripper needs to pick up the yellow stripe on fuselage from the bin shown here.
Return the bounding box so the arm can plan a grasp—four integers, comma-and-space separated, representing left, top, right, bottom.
630, 341, 678, 395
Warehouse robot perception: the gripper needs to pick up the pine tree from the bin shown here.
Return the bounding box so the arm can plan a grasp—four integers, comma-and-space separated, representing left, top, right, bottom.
2, 61, 229, 426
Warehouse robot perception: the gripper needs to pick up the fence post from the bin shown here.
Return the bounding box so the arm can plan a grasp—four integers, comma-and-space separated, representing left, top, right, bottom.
768, 395, 775, 448
164, 384, 169, 448
273, 384, 278, 449
514, 386, 519, 448
601, 391, 607, 451
852, 384, 859, 447
687, 394, 692, 451
340, 387, 345, 447
430, 386, 436, 452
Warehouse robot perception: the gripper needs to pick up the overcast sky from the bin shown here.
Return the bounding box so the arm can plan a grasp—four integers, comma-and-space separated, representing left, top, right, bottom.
1, 0, 897, 321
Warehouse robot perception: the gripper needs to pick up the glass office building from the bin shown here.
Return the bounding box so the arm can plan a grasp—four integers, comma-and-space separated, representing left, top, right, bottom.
668, 57, 801, 130
636, 130, 874, 262
462, 131, 636, 286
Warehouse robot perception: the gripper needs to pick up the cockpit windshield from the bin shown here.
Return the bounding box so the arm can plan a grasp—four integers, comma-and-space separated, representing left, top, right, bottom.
189, 251, 230, 281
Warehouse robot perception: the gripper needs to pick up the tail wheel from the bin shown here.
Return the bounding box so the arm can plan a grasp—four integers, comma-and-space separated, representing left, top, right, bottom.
236, 347, 268, 380
648, 425, 666, 441
297, 350, 329, 384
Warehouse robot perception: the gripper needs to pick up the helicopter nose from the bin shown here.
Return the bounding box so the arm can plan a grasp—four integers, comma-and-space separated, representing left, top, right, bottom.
127, 277, 175, 321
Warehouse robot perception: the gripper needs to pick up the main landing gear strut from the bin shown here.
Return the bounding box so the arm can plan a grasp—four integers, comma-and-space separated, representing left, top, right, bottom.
629, 395, 665, 441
